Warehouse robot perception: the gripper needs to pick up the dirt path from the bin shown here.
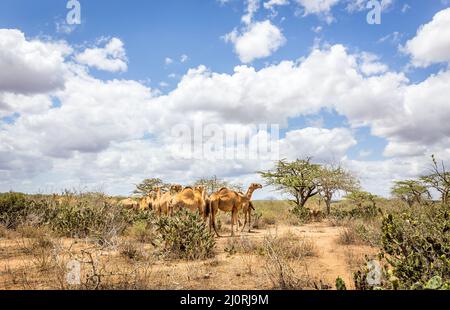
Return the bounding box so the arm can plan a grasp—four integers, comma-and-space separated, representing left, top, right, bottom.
214, 221, 376, 289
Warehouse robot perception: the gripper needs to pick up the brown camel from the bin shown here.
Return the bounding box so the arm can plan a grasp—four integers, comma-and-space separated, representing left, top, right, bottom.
139, 194, 153, 211
154, 185, 182, 216
120, 198, 140, 210
171, 186, 208, 220
208, 183, 262, 237
238, 183, 262, 232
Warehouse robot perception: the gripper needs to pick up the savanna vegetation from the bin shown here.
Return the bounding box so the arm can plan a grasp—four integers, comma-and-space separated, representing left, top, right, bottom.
0, 157, 448, 290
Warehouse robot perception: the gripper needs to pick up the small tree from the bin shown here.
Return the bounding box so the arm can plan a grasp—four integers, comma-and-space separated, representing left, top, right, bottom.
318, 166, 359, 215
134, 178, 166, 197
391, 180, 430, 207
421, 155, 450, 205
194, 176, 233, 195
259, 158, 321, 209
345, 190, 377, 208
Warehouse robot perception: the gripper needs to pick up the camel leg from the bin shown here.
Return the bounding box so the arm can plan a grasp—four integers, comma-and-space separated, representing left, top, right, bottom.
241, 211, 248, 233
210, 201, 221, 238
231, 209, 238, 237
230, 211, 234, 237
248, 209, 252, 233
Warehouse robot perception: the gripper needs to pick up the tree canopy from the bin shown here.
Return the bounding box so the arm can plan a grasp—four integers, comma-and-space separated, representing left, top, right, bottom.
391, 180, 430, 207
319, 165, 359, 214
259, 158, 357, 212
133, 178, 166, 196
420, 155, 450, 205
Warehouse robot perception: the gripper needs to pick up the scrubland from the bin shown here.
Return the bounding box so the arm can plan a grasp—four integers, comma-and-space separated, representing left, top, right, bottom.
0, 192, 448, 290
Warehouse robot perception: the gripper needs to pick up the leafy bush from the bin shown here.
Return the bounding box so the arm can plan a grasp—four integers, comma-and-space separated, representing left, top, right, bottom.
290, 206, 312, 224
155, 209, 215, 260
126, 220, 156, 244
336, 277, 347, 290
379, 204, 450, 289
354, 204, 450, 290
0, 192, 50, 229
331, 204, 380, 221
45, 201, 141, 246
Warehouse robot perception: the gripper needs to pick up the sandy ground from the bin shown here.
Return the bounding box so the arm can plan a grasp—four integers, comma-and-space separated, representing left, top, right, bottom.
0, 221, 377, 290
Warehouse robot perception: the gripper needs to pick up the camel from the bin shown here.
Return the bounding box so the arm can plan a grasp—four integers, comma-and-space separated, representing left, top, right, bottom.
171, 186, 208, 220
139, 194, 154, 211
236, 184, 262, 232
119, 198, 140, 210
238, 195, 256, 233
154, 185, 183, 216
208, 183, 262, 237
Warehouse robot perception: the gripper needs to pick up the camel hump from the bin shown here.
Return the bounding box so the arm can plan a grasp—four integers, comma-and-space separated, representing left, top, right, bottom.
218, 187, 230, 194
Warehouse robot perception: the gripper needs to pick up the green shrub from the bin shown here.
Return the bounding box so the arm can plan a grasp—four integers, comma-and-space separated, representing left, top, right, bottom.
336, 277, 347, 290
290, 206, 312, 224
126, 220, 157, 244
155, 209, 215, 260
0, 192, 50, 229
379, 204, 450, 289
354, 204, 450, 290
330, 204, 380, 221
46, 201, 131, 243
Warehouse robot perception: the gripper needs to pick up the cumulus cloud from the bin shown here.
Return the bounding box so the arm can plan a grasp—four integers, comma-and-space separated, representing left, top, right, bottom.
264, 0, 289, 10
242, 0, 261, 25
224, 20, 286, 63
281, 127, 357, 162
75, 38, 128, 72
295, 0, 340, 23
2, 23, 450, 197
0, 29, 71, 95
402, 8, 450, 67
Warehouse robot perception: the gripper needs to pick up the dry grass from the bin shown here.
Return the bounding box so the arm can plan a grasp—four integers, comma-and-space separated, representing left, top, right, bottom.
338, 227, 363, 245
0, 195, 383, 290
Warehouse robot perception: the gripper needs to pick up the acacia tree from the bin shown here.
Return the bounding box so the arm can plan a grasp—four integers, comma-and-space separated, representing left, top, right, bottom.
421, 155, 450, 205
133, 178, 166, 196
391, 180, 430, 207
259, 158, 321, 209
318, 165, 359, 215
194, 176, 243, 195
345, 190, 377, 208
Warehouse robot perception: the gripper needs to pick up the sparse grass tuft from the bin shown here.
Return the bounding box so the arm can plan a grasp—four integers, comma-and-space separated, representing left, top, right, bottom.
120, 241, 145, 261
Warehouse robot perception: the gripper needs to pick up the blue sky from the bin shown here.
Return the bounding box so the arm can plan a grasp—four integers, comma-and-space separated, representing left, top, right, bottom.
0, 1, 449, 198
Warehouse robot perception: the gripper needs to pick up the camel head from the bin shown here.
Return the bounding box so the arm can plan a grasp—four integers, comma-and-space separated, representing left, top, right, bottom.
194, 185, 205, 193
250, 183, 263, 191
170, 184, 183, 193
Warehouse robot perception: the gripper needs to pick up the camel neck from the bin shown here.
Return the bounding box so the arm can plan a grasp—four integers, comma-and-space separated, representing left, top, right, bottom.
246, 188, 255, 199
156, 188, 161, 199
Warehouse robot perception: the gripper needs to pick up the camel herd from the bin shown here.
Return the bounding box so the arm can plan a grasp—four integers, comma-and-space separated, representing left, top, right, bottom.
120, 183, 263, 237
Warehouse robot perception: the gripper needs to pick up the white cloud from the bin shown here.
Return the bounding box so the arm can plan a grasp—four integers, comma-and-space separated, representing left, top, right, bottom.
180, 54, 189, 63
75, 38, 128, 72
296, 0, 340, 14
312, 26, 323, 33
224, 20, 286, 63
401, 4, 411, 13
264, 0, 289, 10
358, 52, 388, 76
242, 0, 261, 25
378, 31, 402, 44
165, 57, 174, 65
295, 0, 339, 23
2, 26, 450, 198
402, 8, 450, 67
0, 29, 71, 95
281, 127, 357, 162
